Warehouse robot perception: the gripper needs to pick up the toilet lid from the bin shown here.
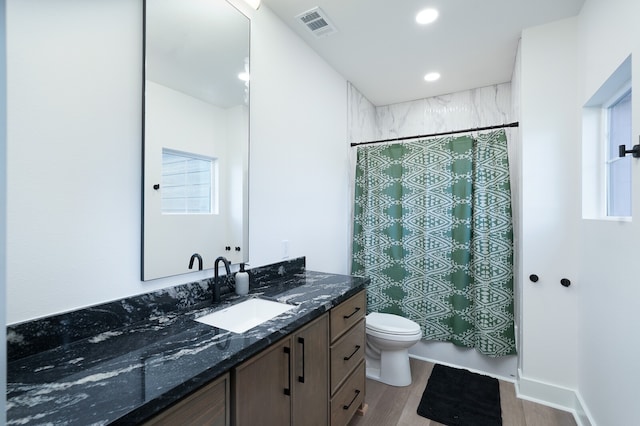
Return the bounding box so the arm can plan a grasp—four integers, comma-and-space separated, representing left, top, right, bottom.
366, 312, 421, 335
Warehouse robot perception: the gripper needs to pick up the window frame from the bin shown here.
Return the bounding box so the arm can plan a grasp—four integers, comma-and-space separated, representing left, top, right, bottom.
602, 83, 632, 218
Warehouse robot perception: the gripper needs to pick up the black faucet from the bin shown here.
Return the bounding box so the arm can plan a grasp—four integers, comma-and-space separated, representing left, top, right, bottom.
188, 253, 203, 271
212, 256, 232, 303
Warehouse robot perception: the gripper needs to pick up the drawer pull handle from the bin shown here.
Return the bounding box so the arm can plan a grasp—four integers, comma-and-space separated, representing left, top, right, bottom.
343, 307, 361, 319
283, 346, 291, 396
298, 337, 306, 383
343, 345, 361, 361
343, 389, 361, 410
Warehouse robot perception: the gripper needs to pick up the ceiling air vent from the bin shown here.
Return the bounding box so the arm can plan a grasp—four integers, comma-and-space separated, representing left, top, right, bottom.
296, 7, 337, 38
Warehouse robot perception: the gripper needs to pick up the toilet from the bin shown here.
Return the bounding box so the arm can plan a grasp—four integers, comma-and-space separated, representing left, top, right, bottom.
365, 312, 422, 387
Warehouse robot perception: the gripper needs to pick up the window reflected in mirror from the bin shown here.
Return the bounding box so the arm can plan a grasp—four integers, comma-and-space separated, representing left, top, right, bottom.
161, 149, 217, 215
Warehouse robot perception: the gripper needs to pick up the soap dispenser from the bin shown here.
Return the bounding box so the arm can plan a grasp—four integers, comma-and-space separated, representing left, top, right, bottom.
235, 263, 249, 296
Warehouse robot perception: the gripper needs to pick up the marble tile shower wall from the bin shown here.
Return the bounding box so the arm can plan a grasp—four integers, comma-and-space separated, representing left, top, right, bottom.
347, 81, 377, 144
347, 83, 512, 143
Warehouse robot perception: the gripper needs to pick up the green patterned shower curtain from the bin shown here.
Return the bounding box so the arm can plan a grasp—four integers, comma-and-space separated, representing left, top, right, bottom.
352, 130, 516, 357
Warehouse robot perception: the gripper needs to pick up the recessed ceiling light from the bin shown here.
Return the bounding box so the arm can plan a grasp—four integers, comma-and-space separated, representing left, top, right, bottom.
416, 8, 439, 25
424, 72, 441, 82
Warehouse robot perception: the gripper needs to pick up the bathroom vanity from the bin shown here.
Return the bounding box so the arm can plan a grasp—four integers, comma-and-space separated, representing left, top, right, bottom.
145, 291, 366, 426
231, 290, 366, 426
6, 259, 367, 425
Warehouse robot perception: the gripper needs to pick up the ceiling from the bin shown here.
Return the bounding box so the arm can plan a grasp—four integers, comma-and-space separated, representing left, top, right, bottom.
262, 0, 585, 106
146, 0, 249, 108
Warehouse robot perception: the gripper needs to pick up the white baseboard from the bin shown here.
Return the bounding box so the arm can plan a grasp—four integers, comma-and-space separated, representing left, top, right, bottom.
517, 369, 595, 426
409, 353, 516, 383
408, 340, 518, 382
573, 391, 595, 426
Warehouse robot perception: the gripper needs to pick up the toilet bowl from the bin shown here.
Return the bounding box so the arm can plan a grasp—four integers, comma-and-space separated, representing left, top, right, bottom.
365, 312, 422, 387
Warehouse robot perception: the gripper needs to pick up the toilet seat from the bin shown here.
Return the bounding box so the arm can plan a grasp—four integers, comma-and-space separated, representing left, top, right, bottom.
366, 312, 421, 335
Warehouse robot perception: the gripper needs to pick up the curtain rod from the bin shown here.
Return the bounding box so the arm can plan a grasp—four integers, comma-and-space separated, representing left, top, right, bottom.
350, 121, 519, 147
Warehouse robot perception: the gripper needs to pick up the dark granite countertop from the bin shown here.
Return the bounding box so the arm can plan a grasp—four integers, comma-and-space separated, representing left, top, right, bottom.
6, 258, 368, 425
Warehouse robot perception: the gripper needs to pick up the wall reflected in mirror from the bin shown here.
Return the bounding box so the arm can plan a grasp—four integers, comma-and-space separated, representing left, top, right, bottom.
143, 0, 249, 281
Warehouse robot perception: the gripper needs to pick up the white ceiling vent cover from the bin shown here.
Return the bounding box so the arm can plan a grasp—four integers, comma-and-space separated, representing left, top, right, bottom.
296, 7, 337, 38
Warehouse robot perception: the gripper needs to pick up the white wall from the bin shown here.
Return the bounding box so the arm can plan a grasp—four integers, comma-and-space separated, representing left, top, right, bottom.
576, 1, 640, 425
6, 0, 145, 323
248, 6, 350, 273
5, 0, 349, 324
518, 17, 581, 406
1, 0, 7, 420
519, 2, 640, 424
510, 41, 523, 382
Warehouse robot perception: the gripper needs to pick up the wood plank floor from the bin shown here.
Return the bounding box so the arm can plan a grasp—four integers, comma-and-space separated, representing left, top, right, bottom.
348, 358, 577, 426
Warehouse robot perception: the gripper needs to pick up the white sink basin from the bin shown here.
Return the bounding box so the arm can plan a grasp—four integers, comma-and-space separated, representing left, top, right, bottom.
195, 298, 296, 333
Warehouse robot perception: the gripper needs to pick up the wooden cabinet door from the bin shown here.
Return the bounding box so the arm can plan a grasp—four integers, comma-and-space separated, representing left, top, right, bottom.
292, 313, 329, 426
234, 338, 292, 426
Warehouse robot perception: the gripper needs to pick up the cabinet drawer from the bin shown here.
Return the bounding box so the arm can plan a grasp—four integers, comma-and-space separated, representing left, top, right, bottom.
330, 291, 366, 342
144, 373, 229, 426
330, 318, 365, 395
330, 360, 365, 426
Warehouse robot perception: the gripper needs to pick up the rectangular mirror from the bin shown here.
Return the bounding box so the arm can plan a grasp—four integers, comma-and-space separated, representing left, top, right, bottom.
142, 0, 250, 280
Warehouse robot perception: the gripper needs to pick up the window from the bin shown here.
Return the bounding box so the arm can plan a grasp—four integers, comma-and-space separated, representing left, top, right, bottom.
582, 56, 632, 220
161, 148, 217, 214
606, 90, 632, 217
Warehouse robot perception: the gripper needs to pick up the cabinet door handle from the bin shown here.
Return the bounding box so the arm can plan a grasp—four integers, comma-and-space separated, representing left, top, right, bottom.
342, 389, 361, 410
343, 307, 361, 319
298, 337, 305, 383
283, 346, 291, 396
343, 345, 361, 361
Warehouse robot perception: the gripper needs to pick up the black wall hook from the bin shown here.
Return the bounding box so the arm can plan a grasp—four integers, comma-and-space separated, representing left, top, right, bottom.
619, 138, 640, 158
